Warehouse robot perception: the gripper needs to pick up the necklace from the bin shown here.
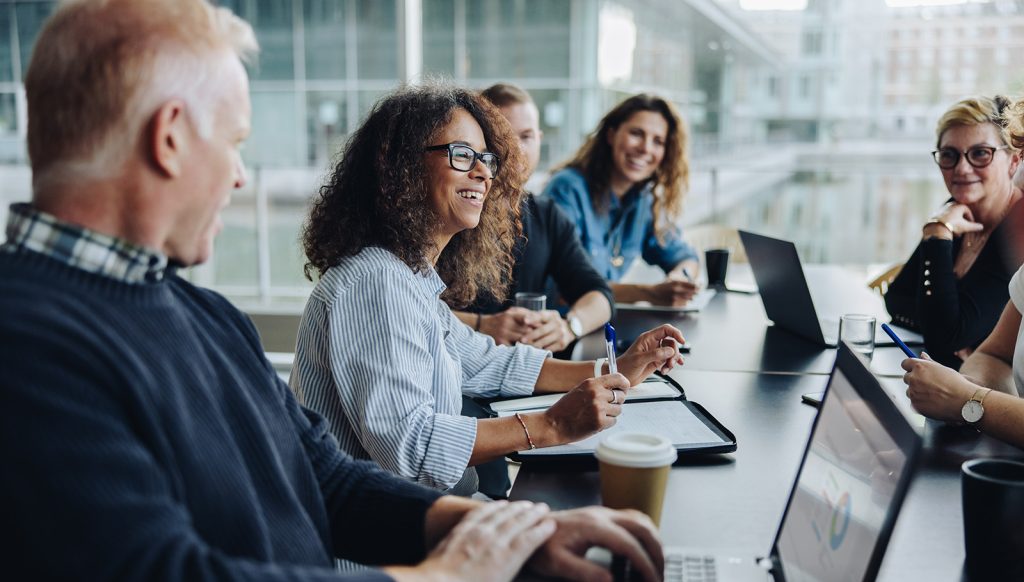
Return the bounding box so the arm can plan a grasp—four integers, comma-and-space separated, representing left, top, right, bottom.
611, 236, 624, 267
609, 215, 624, 267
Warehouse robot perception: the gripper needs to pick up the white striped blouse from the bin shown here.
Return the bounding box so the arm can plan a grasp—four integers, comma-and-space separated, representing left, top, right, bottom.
290, 247, 548, 490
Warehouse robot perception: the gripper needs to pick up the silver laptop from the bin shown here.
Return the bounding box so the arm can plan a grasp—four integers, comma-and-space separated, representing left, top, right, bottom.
658, 343, 923, 581
738, 230, 923, 348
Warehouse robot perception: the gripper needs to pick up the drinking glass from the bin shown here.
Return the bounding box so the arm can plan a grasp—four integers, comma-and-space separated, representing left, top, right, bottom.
839, 314, 876, 359
514, 292, 546, 311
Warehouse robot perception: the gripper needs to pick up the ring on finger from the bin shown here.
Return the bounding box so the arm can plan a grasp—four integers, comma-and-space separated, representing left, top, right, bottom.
610, 389, 623, 404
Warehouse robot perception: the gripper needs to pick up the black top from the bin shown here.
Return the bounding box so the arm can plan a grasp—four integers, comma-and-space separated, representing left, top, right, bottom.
885, 218, 1019, 369
0, 250, 442, 581
470, 195, 614, 315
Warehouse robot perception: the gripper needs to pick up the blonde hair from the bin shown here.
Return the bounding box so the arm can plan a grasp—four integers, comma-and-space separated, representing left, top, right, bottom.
25, 0, 258, 190
936, 95, 1016, 150
1006, 98, 1024, 151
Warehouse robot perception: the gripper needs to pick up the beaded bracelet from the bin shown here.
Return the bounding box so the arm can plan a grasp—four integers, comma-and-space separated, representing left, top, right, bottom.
514, 412, 536, 450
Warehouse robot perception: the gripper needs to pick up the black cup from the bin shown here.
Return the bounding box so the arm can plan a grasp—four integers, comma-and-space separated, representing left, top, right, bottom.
962, 458, 1024, 581
705, 248, 730, 288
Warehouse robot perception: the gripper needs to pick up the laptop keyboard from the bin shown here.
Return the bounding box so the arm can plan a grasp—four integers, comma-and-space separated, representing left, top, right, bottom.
665, 552, 717, 582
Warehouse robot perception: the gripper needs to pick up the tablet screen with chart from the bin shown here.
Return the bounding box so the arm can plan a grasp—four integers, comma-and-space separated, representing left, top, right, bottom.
774, 368, 908, 582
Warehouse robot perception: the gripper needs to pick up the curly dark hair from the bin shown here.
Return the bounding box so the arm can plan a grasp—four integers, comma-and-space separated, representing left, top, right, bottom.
302, 82, 526, 308
555, 93, 688, 242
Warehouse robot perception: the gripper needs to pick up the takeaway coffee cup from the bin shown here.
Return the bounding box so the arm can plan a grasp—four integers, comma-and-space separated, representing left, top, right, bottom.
705, 248, 730, 288
595, 433, 677, 526
962, 458, 1024, 581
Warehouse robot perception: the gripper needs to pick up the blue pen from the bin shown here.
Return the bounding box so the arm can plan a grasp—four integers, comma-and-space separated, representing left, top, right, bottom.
604, 323, 618, 374
881, 323, 917, 359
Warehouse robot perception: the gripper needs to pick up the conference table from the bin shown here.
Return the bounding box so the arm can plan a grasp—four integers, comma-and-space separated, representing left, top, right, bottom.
509, 265, 1024, 581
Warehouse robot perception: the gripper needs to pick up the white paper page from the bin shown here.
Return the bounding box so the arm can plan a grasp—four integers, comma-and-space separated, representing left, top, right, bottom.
516, 400, 725, 456
490, 375, 681, 414
615, 288, 716, 313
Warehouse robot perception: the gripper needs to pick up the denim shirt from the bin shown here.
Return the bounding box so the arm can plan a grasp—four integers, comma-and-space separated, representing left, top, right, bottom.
541, 168, 697, 282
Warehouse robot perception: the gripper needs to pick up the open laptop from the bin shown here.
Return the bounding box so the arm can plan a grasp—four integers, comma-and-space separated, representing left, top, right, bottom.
656, 343, 923, 582
738, 230, 923, 347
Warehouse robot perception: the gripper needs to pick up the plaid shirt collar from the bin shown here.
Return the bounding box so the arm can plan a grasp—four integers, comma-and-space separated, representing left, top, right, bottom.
1, 202, 168, 284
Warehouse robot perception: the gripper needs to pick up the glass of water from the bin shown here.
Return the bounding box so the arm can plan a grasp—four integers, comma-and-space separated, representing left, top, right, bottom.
839, 314, 876, 359
514, 292, 546, 311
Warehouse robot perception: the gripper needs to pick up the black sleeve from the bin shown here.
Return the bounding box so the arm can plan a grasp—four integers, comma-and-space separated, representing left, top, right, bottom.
884, 242, 924, 331
541, 198, 615, 317
886, 236, 1015, 368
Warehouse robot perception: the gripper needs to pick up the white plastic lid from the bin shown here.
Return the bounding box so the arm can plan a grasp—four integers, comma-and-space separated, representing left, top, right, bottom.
594, 432, 677, 468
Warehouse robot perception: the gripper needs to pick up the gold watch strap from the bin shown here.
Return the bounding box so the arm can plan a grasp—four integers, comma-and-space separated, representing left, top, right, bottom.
968, 387, 991, 404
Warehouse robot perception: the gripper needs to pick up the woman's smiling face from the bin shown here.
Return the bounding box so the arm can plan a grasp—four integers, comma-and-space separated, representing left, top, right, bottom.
424, 108, 494, 247
606, 110, 669, 194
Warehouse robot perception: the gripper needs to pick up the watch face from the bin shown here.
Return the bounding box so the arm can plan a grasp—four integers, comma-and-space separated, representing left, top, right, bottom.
962, 400, 984, 424
568, 317, 583, 337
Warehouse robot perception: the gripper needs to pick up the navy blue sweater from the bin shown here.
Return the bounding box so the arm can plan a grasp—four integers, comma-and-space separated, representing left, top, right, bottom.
0, 250, 443, 581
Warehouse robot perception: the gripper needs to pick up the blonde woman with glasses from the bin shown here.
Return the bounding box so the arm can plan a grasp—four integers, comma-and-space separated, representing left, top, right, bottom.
886, 95, 1023, 369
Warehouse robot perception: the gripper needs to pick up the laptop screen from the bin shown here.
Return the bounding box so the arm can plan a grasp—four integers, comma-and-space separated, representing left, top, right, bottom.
774, 366, 909, 582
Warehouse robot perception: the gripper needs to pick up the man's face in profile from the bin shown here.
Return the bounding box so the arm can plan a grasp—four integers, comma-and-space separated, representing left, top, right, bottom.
499, 101, 543, 178
165, 53, 252, 267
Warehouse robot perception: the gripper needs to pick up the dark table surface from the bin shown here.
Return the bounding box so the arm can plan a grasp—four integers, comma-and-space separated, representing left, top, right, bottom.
513, 265, 1024, 580
574, 265, 895, 375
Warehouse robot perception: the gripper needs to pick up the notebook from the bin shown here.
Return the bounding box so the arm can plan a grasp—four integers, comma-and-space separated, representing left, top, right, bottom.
653, 343, 922, 581
616, 288, 717, 313
738, 230, 923, 348
489, 373, 736, 461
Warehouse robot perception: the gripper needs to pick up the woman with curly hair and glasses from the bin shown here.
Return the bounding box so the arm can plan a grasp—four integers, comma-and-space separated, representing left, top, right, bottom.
290, 83, 685, 496
542, 93, 700, 308
886, 95, 1023, 369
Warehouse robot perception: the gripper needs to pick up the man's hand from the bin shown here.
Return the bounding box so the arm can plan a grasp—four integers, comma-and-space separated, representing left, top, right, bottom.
902, 352, 978, 422
644, 280, 698, 307
616, 324, 687, 386
527, 506, 665, 582
479, 307, 539, 346
543, 374, 628, 444
391, 501, 556, 582
520, 310, 575, 352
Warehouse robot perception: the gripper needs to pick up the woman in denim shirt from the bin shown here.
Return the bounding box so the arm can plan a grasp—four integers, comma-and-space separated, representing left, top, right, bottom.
542, 94, 700, 307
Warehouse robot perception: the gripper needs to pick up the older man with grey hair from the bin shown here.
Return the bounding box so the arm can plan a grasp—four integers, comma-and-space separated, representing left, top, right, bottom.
0, 1, 664, 581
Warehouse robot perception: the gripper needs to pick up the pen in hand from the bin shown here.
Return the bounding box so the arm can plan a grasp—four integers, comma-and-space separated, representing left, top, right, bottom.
604, 323, 618, 375
881, 323, 917, 359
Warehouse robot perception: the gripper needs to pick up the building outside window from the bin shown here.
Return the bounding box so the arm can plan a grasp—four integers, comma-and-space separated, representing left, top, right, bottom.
2, 0, 1018, 308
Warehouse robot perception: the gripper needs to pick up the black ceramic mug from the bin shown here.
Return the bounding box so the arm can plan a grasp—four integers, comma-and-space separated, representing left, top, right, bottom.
705, 248, 730, 288
962, 458, 1024, 581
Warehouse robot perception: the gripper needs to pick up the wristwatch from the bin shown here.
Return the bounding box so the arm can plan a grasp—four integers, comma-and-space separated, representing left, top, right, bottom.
566, 315, 584, 339
961, 387, 992, 426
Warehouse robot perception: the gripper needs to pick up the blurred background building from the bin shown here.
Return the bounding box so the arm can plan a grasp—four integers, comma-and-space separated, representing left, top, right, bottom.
2, 0, 1022, 307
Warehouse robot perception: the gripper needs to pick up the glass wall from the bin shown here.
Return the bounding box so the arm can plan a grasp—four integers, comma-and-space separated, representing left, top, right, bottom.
1, 0, 989, 308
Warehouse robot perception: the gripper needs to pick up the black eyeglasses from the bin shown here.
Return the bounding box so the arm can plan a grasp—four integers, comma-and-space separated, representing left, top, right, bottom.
425, 143, 499, 177
931, 145, 1009, 169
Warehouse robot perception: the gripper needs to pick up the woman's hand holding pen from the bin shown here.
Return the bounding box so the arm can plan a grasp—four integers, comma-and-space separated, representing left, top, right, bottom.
542, 374, 629, 444
644, 279, 698, 307
616, 324, 687, 386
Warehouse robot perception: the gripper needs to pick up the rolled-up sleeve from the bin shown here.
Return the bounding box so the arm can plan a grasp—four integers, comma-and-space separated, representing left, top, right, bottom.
326, 269, 477, 490
445, 309, 548, 399
641, 216, 698, 273
542, 170, 588, 239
